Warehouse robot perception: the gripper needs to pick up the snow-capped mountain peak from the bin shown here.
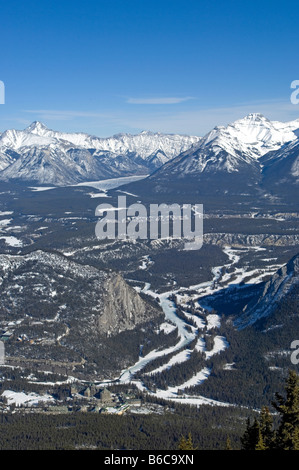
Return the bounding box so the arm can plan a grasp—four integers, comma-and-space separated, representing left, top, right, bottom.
199, 113, 299, 161
25, 121, 50, 135
148, 113, 299, 185
0, 122, 200, 185
0, 127, 55, 151
1, 114, 299, 186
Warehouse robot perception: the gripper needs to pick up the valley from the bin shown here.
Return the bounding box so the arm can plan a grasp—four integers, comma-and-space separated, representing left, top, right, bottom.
3, 0, 299, 451
0, 114, 298, 449
0, 176, 297, 415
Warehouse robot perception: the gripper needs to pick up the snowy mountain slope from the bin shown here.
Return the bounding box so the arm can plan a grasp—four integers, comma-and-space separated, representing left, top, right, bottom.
1, 113, 299, 189
115, 113, 298, 210
207, 113, 299, 159
234, 253, 299, 329
0, 144, 150, 186
150, 113, 299, 178
0, 148, 19, 171
24, 121, 200, 162
0, 122, 200, 185
258, 137, 299, 206
261, 137, 299, 182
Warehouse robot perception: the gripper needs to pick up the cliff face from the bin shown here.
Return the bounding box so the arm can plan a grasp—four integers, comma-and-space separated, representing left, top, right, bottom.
0, 250, 160, 342
0, 250, 164, 379
203, 233, 299, 247
100, 273, 159, 335
235, 254, 299, 329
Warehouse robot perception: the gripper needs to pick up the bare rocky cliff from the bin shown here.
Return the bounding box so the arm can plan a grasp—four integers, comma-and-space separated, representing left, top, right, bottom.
235, 253, 299, 328
100, 273, 158, 335
0, 250, 161, 350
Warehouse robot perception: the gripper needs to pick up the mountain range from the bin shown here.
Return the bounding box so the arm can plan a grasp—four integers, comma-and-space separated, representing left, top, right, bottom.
122, 113, 299, 209
0, 114, 298, 204
150, 113, 299, 174
0, 113, 298, 412
0, 122, 199, 185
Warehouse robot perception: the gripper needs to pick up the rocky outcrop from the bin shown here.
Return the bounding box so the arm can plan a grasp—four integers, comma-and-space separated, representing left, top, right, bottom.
203, 233, 299, 247
0, 250, 160, 339
235, 254, 299, 328
99, 273, 159, 335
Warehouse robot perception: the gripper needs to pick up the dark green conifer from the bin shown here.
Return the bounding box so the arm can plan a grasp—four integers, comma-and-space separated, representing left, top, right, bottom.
241, 417, 261, 450
255, 428, 266, 450
259, 406, 274, 450
272, 370, 299, 450
178, 432, 197, 450
225, 435, 233, 450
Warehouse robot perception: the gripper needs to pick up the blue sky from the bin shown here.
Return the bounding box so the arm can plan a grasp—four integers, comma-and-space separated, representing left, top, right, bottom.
0, 0, 299, 136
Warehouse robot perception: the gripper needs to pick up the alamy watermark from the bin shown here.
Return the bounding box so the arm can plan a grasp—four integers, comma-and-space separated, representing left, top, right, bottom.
0, 81, 5, 104
290, 80, 299, 104
291, 340, 299, 365
95, 196, 203, 250
0, 341, 4, 365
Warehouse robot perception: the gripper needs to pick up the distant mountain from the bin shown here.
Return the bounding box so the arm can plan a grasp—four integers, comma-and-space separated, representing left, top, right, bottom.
123, 113, 299, 209
149, 113, 299, 176
261, 137, 299, 205
1, 114, 298, 207
0, 122, 200, 185
235, 253, 299, 329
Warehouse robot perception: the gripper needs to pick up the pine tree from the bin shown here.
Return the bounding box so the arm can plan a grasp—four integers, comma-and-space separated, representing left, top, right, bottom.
178, 432, 197, 450
240, 418, 253, 450
255, 428, 266, 450
272, 370, 299, 450
241, 409, 275, 450
240, 417, 261, 450
225, 436, 233, 450
259, 406, 274, 450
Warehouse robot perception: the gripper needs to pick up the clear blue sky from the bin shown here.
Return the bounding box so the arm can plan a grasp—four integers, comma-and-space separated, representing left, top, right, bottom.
0, 0, 299, 136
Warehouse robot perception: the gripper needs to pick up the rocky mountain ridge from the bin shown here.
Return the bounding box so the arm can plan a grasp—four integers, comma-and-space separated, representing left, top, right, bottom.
0, 122, 200, 185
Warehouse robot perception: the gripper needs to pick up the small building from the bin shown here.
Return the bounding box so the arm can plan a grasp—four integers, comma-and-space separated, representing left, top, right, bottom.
70, 384, 78, 396
99, 388, 112, 404
83, 386, 91, 398
79, 405, 88, 412
45, 405, 70, 414
128, 399, 142, 407
0, 331, 13, 341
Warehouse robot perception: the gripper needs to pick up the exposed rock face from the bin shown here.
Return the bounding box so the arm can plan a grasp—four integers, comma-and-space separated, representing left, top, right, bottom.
100, 273, 157, 335
235, 254, 299, 328
0, 250, 160, 338
203, 233, 299, 247
0, 122, 199, 185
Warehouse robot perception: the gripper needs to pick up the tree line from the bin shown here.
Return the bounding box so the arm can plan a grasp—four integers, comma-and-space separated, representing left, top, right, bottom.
240, 369, 299, 450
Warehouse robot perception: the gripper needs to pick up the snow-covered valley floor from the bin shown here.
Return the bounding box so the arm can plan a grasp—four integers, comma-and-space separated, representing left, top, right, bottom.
95, 245, 284, 407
